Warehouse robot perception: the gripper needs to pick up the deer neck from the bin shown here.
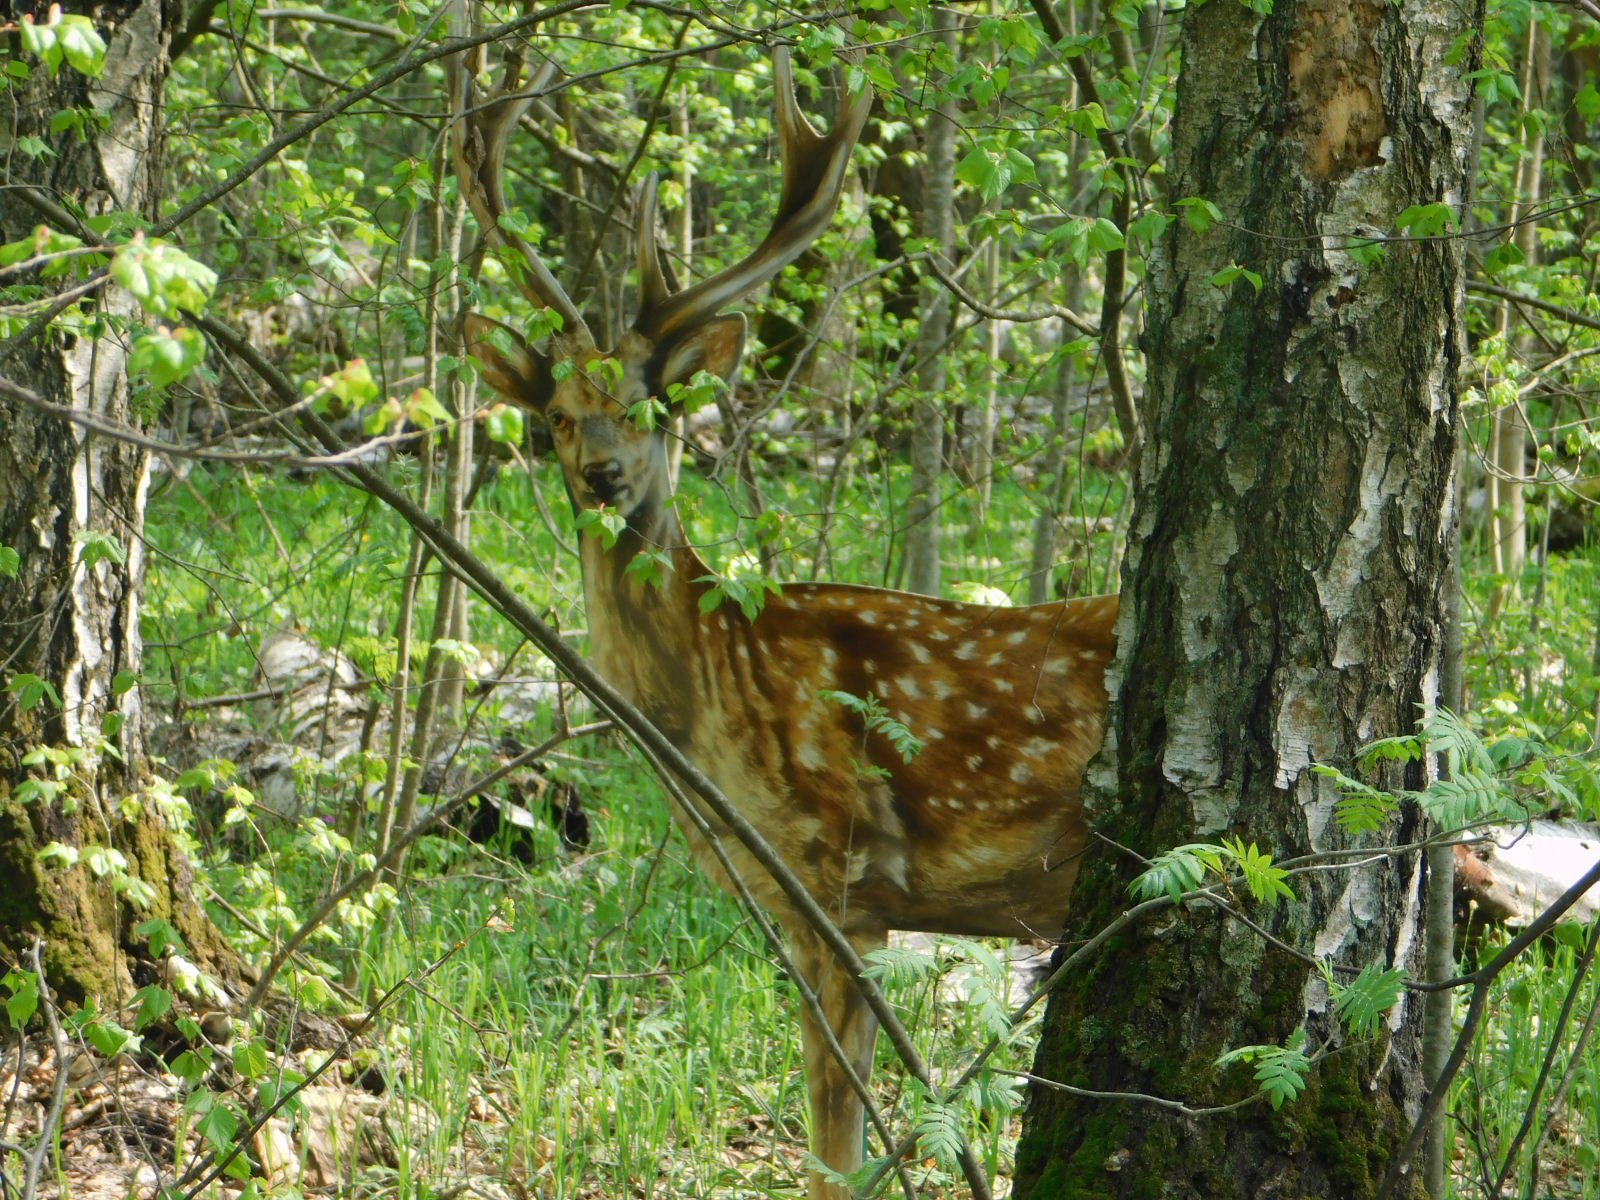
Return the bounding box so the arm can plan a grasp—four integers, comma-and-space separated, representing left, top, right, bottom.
576, 493, 711, 745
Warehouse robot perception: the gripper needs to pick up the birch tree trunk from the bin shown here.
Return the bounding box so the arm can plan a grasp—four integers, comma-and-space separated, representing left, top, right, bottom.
0, 0, 236, 1005
1014, 1, 1480, 1195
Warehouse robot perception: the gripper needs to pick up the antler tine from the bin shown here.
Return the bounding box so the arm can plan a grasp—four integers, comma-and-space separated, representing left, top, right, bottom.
634, 173, 673, 314
633, 46, 872, 343
449, 47, 592, 346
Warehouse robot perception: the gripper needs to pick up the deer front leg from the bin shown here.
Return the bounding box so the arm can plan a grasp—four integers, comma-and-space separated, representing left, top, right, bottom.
788, 922, 886, 1200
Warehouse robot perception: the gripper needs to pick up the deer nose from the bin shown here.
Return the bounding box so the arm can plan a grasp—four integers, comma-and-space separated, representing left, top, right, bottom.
582, 460, 623, 495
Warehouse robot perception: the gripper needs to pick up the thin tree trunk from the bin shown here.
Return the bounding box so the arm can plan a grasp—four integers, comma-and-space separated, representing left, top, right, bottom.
1015, 2, 1480, 1196
1487, 19, 1547, 618
903, 5, 959, 597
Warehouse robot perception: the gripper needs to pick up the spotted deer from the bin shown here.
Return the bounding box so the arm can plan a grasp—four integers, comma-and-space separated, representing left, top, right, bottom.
451, 43, 1118, 1200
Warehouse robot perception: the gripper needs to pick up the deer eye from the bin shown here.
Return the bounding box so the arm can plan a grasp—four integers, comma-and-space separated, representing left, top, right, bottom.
547, 410, 572, 434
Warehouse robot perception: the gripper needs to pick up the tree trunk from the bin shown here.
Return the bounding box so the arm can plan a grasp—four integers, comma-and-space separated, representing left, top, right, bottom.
1014, 2, 1480, 1197
0, 0, 235, 1007
902, 5, 958, 597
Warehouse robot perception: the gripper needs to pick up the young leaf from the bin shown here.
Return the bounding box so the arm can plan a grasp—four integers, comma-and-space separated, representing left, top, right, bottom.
1330, 963, 1405, 1038
1129, 844, 1219, 904
1219, 837, 1295, 906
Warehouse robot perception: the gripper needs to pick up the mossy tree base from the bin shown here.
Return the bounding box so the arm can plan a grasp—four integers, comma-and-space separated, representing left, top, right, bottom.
1014, 1, 1482, 1196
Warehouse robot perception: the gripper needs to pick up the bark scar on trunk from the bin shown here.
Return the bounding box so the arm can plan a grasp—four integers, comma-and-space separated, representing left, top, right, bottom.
1285, 0, 1388, 180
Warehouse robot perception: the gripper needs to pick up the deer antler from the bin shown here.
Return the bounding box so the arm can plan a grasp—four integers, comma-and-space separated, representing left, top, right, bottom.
632, 47, 871, 343
448, 43, 592, 347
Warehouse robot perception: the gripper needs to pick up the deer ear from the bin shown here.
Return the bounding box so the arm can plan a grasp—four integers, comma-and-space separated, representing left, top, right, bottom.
463, 313, 554, 411
659, 313, 747, 393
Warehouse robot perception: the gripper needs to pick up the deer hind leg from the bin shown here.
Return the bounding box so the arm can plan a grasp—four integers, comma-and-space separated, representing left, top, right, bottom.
787, 922, 886, 1200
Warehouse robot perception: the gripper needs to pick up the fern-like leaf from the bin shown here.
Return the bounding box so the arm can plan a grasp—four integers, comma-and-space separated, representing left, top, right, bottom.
1130, 843, 1220, 903
861, 944, 940, 989
1219, 837, 1296, 906
914, 1100, 966, 1170
1330, 963, 1405, 1038
1311, 764, 1398, 835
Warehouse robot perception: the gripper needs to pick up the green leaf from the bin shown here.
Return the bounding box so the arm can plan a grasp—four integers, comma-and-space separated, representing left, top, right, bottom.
187, 1090, 240, 1152
1126, 210, 1173, 244
861, 944, 941, 988
1330, 963, 1405, 1038
0, 545, 18, 578
170, 1046, 213, 1084
1216, 1038, 1311, 1110
404, 386, 450, 428
1394, 202, 1457, 238
133, 984, 173, 1031
135, 918, 188, 957
914, 1099, 966, 1169
575, 506, 625, 550
1312, 764, 1396, 836
819, 688, 923, 763
1086, 217, 1124, 254
55, 15, 108, 78
110, 237, 217, 318
482, 403, 523, 445
1206, 263, 1263, 293
232, 1039, 270, 1080
1219, 837, 1295, 906
83, 1017, 139, 1058
17, 780, 62, 807
75, 529, 126, 569
1130, 844, 1219, 903
7, 673, 61, 713
4, 970, 39, 1029
130, 326, 207, 390
1177, 197, 1222, 233
1577, 83, 1600, 123
1482, 241, 1524, 276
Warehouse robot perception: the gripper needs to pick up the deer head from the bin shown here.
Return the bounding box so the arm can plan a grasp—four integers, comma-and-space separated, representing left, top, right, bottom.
458, 48, 870, 538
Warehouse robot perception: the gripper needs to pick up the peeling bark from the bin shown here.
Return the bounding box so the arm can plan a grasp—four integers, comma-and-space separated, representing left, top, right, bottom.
1015, 1, 1481, 1196
0, 0, 237, 1007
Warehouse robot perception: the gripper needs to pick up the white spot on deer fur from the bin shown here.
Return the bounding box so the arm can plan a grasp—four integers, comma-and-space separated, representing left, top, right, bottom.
966, 701, 990, 721
896, 675, 922, 699
903, 617, 920, 629
955, 641, 979, 661
966, 754, 984, 771
864, 659, 878, 676
987, 652, 1004, 667
859, 609, 879, 625
928, 628, 951, 642
910, 643, 932, 664
985, 734, 1003, 750
1023, 737, 1055, 758
931, 679, 954, 700
796, 739, 827, 772
974, 799, 991, 812
737, 643, 751, 662
1008, 630, 1029, 645
1026, 706, 1047, 724
1045, 658, 1070, 676
1010, 761, 1033, 784
992, 678, 1015, 695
